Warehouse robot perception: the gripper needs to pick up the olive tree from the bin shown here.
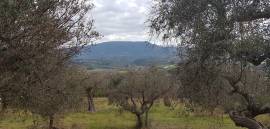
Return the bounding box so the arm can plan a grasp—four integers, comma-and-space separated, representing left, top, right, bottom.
150, 0, 270, 129
28, 67, 84, 129
0, 0, 99, 113
108, 68, 177, 128
80, 70, 109, 112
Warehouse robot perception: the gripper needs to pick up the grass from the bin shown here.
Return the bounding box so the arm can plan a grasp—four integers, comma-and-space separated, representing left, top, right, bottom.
0, 111, 36, 129
0, 98, 253, 129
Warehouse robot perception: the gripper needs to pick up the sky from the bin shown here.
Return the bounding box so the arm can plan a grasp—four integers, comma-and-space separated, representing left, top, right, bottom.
92, 0, 153, 43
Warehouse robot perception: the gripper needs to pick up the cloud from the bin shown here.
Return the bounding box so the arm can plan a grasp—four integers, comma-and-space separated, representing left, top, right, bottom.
92, 0, 152, 42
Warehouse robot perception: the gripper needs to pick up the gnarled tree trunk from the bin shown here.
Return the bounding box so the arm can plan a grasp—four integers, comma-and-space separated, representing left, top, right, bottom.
229, 111, 267, 129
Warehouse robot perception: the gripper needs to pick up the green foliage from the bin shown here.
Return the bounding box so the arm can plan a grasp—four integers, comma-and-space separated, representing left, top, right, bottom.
0, 0, 99, 114
27, 68, 84, 119
150, 0, 270, 128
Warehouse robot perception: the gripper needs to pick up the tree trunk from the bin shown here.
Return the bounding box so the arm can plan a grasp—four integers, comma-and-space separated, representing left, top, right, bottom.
136, 114, 143, 129
87, 88, 95, 112
1, 95, 7, 112
163, 97, 172, 107
229, 111, 267, 129
49, 115, 54, 129
145, 110, 149, 127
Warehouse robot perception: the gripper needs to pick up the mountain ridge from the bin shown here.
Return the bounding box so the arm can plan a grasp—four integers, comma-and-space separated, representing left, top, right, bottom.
73, 41, 177, 69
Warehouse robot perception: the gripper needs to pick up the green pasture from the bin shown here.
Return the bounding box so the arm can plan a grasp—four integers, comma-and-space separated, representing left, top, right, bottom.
0, 98, 258, 129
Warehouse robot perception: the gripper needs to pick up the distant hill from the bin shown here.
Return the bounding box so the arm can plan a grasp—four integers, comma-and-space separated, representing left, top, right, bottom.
72, 41, 178, 69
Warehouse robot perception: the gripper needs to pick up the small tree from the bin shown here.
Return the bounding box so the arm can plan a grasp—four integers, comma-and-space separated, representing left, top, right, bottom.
27, 68, 83, 129
108, 68, 176, 128
80, 70, 108, 112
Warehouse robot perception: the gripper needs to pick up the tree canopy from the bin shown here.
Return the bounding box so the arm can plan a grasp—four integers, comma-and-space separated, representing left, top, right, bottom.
150, 0, 270, 129
0, 0, 99, 128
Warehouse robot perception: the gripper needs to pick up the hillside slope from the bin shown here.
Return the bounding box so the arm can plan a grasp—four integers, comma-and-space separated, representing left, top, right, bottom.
73, 41, 178, 69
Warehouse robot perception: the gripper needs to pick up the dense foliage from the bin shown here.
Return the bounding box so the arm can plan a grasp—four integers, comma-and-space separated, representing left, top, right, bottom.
150, 0, 270, 129
0, 0, 99, 128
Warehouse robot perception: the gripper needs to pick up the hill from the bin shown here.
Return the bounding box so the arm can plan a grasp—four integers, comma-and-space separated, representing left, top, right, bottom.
72, 41, 178, 69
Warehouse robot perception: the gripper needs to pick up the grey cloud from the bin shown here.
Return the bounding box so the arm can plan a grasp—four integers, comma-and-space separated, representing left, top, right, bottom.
92, 0, 152, 42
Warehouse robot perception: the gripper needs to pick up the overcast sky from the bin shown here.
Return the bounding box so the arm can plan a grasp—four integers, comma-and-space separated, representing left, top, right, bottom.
92, 0, 153, 43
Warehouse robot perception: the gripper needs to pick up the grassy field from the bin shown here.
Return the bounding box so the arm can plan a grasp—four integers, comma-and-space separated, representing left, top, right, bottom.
0, 98, 246, 129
